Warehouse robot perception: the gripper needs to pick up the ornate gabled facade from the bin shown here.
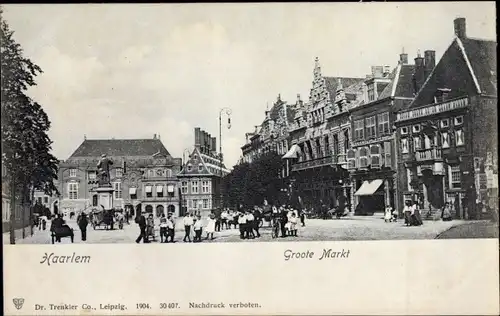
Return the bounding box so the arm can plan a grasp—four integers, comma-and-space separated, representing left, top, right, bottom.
241, 94, 297, 165
51, 135, 182, 217
178, 128, 230, 217
284, 57, 365, 210
395, 18, 497, 220
348, 52, 420, 215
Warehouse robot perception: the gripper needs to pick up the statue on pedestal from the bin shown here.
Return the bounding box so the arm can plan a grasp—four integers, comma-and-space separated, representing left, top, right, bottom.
97, 154, 113, 187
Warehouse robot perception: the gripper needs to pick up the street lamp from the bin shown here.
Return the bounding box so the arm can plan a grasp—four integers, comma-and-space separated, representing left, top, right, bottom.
219, 107, 232, 208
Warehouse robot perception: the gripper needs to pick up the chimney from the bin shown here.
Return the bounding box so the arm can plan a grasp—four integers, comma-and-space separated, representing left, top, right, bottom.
211, 137, 217, 152
194, 127, 201, 148
454, 17, 466, 39
399, 52, 408, 65
413, 50, 425, 94
383, 65, 391, 76
371, 66, 384, 78
206, 133, 211, 153
424, 50, 436, 79
201, 131, 207, 154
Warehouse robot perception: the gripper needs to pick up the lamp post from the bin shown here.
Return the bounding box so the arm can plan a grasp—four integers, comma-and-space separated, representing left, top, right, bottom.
219, 107, 232, 208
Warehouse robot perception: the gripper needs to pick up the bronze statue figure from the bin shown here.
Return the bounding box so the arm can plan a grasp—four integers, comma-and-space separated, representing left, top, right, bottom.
97, 154, 113, 186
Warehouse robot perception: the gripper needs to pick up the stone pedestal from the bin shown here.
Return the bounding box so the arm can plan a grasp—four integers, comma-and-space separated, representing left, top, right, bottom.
95, 186, 114, 210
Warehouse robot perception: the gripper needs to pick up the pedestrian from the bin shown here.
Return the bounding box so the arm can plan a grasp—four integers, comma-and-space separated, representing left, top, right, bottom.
391, 206, 398, 222
183, 212, 193, 242
441, 202, 452, 221
221, 209, 228, 230
42, 218, 47, 230
214, 209, 221, 232
51, 213, 65, 243
238, 211, 247, 239
289, 212, 298, 237
78, 212, 89, 241
166, 214, 175, 243
253, 207, 261, 238
410, 201, 423, 226
245, 210, 255, 239
280, 207, 288, 237
206, 213, 216, 240
299, 208, 306, 227
135, 212, 148, 243
384, 205, 393, 223
193, 216, 203, 242
159, 213, 168, 243
403, 201, 412, 226
226, 210, 234, 230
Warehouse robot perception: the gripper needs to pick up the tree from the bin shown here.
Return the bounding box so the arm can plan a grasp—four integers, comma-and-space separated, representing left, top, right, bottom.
1, 9, 59, 243
223, 152, 285, 209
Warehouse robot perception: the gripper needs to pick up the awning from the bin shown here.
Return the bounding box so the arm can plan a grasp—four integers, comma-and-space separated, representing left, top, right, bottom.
156, 185, 164, 193
129, 187, 137, 195
282, 144, 301, 159
145, 186, 152, 193
354, 179, 384, 196
167, 185, 175, 193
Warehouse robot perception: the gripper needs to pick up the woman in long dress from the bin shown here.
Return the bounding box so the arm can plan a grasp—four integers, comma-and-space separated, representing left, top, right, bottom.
205, 213, 216, 240
410, 201, 423, 226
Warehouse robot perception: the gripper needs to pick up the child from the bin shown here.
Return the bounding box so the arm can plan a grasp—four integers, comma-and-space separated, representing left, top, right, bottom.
384, 206, 393, 223
193, 216, 203, 242
159, 214, 168, 243
289, 212, 298, 237
205, 213, 216, 240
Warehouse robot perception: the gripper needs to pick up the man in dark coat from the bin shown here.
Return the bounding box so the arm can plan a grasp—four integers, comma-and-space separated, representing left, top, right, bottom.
51, 213, 65, 242
78, 213, 89, 241
135, 212, 148, 243
253, 207, 262, 238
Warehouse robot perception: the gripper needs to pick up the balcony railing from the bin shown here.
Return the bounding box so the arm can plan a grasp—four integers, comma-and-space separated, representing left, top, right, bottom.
415, 148, 442, 161
292, 155, 338, 171
396, 97, 468, 122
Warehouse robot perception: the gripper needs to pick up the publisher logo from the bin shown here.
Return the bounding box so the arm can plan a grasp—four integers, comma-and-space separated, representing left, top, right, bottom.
13, 298, 25, 310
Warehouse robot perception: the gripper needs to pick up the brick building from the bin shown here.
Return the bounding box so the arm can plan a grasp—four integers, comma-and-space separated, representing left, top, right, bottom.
394, 18, 497, 219
285, 57, 365, 210
52, 135, 182, 217
348, 52, 424, 215
177, 128, 230, 217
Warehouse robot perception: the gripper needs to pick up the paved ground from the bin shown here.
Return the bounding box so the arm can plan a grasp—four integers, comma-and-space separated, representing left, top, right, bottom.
4, 215, 492, 244
436, 220, 499, 239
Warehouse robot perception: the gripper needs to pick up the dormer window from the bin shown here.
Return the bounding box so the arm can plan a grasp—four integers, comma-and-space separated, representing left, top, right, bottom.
187, 164, 192, 172
434, 88, 451, 103
367, 84, 375, 101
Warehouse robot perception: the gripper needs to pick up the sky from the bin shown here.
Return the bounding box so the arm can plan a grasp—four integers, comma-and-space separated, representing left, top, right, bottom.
2, 2, 496, 168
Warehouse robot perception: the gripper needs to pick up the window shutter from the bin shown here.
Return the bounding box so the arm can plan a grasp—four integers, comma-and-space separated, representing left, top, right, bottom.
359, 147, 369, 168
384, 141, 392, 168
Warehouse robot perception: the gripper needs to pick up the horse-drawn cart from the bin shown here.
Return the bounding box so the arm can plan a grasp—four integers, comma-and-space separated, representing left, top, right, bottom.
90, 209, 114, 230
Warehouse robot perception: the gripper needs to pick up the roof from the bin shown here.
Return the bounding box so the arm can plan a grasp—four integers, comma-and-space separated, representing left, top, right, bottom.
324, 77, 365, 103
177, 147, 230, 176
461, 37, 497, 95
378, 64, 416, 100
410, 37, 497, 108
69, 139, 170, 158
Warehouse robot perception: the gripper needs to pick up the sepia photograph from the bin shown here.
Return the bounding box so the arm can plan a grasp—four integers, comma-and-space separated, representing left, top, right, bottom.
1, 3, 498, 246
1, 3, 499, 315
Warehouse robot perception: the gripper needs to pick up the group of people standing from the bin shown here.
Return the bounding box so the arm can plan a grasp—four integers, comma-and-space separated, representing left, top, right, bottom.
273, 205, 304, 238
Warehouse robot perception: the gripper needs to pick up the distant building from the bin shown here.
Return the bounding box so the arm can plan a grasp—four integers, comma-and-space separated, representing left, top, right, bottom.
51, 135, 182, 217
395, 18, 497, 219
285, 57, 365, 210
348, 51, 423, 215
177, 128, 230, 217
241, 94, 297, 195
